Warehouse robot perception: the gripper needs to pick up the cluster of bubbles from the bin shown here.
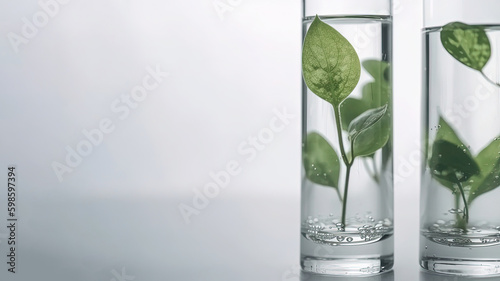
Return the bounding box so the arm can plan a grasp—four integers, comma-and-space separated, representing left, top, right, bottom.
425, 219, 500, 247
302, 213, 393, 246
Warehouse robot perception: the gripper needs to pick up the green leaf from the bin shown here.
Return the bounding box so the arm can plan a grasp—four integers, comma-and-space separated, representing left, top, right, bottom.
362, 60, 391, 84
432, 116, 474, 190
435, 116, 466, 148
440, 22, 491, 71
339, 98, 370, 129
348, 104, 390, 158
429, 140, 480, 184
302, 16, 361, 107
348, 104, 387, 141
303, 132, 341, 190
340, 60, 391, 129
468, 137, 500, 203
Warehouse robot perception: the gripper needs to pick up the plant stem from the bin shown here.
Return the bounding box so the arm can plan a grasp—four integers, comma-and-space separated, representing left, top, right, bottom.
453, 191, 466, 231
480, 70, 500, 88
341, 164, 352, 227
333, 107, 350, 167
457, 181, 469, 227
454, 191, 460, 223
333, 106, 353, 228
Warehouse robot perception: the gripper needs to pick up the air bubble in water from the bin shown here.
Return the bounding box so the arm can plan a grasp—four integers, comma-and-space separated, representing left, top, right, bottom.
336, 222, 345, 231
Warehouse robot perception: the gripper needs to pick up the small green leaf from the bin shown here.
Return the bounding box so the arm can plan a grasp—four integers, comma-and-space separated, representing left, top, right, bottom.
348, 104, 387, 141
429, 140, 480, 184
348, 104, 390, 158
468, 137, 500, 203
302, 16, 361, 107
440, 22, 491, 71
303, 132, 341, 190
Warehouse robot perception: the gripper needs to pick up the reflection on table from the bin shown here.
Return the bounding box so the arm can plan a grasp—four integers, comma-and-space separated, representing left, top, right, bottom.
301, 270, 394, 281
421, 270, 500, 281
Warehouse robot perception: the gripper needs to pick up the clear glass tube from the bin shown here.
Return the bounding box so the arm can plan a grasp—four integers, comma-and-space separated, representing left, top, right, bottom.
301, 0, 393, 276
421, 0, 500, 276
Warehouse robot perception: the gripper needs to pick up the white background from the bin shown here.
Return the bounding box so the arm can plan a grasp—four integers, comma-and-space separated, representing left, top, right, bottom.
0, 0, 427, 280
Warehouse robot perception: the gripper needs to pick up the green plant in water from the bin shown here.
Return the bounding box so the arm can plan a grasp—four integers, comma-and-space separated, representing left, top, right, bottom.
340, 60, 392, 183
441, 22, 500, 87
429, 116, 500, 230
302, 16, 390, 228
426, 22, 500, 230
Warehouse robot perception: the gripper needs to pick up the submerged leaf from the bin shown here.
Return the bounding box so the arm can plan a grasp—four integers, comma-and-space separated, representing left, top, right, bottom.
468, 137, 500, 203
440, 22, 491, 71
340, 98, 370, 130
302, 16, 361, 107
303, 132, 341, 190
348, 105, 390, 158
429, 140, 480, 184
432, 116, 475, 191
340, 60, 391, 129
348, 104, 388, 140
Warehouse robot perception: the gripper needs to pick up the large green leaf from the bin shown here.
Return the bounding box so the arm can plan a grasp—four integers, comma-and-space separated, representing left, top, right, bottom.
440, 22, 491, 71
303, 132, 341, 190
348, 105, 390, 158
302, 16, 361, 107
429, 140, 480, 184
468, 137, 500, 203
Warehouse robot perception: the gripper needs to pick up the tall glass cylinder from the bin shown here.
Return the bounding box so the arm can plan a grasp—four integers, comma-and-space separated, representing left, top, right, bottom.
421, 0, 500, 276
301, 0, 393, 275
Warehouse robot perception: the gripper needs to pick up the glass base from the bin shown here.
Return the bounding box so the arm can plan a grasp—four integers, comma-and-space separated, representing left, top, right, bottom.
421, 258, 500, 276
301, 256, 394, 276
